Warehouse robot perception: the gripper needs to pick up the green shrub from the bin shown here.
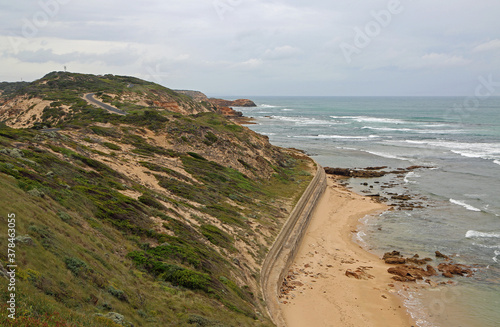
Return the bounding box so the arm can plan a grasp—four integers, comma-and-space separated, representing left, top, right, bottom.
64, 257, 88, 276
203, 132, 218, 146
159, 265, 211, 291
187, 152, 206, 161
107, 285, 128, 302
102, 142, 121, 151
90, 126, 120, 138
138, 194, 165, 210
200, 225, 234, 250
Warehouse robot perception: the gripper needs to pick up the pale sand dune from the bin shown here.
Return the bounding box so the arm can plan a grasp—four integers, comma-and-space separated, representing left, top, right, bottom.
280, 177, 415, 327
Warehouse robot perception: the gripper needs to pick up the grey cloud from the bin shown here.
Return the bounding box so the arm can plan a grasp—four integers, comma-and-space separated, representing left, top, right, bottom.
1, 0, 500, 95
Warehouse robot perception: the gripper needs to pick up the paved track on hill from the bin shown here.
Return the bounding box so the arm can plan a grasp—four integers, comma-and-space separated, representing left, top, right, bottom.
260, 163, 327, 326
83, 93, 127, 115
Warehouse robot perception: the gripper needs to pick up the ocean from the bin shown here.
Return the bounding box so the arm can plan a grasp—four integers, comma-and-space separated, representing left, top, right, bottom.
235, 96, 500, 327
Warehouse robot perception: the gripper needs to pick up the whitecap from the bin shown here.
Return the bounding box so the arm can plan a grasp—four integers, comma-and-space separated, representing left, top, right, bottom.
259, 104, 278, 108
270, 116, 339, 126
362, 150, 410, 161
450, 199, 481, 212
465, 230, 500, 238
402, 140, 500, 162
471, 242, 500, 249
362, 126, 414, 132
493, 251, 500, 263
329, 115, 408, 124
293, 134, 370, 140
494, 160, 500, 166
354, 116, 407, 124
404, 171, 420, 184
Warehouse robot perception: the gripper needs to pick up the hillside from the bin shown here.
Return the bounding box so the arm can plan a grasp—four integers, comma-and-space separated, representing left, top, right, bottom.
0, 72, 314, 326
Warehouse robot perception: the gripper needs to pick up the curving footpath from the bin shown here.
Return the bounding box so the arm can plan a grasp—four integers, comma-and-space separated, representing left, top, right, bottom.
261, 162, 327, 326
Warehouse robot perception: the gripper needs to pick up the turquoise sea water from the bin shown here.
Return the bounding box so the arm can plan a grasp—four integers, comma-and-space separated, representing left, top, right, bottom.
235, 96, 500, 327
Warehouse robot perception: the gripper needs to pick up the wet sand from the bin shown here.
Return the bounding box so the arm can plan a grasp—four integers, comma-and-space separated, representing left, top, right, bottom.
280, 177, 415, 327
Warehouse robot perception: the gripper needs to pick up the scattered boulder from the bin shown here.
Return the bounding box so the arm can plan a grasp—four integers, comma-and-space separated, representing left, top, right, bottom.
391, 194, 412, 201
345, 267, 374, 280
406, 254, 432, 265
387, 264, 437, 282
385, 250, 475, 283
382, 251, 406, 264
435, 251, 451, 260
437, 263, 473, 277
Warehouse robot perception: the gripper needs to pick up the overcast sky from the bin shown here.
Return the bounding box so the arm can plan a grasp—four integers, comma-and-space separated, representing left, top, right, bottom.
1, 0, 500, 96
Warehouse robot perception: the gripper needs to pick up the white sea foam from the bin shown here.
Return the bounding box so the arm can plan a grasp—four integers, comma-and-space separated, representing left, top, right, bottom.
399, 288, 436, 327
362, 150, 410, 161
362, 126, 414, 132
355, 230, 367, 245
494, 160, 500, 166
281, 108, 294, 111
450, 199, 481, 212
472, 242, 500, 249
404, 171, 420, 184
493, 251, 500, 263
259, 104, 278, 108
403, 140, 500, 162
363, 126, 465, 134
270, 115, 339, 125
465, 230, 500, 238
355, 116, 407, 124
294, 134, 371, 140
329, 115, 407, 124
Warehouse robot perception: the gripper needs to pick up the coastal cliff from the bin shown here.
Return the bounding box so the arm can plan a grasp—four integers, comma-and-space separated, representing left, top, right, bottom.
0, 72, 313, 326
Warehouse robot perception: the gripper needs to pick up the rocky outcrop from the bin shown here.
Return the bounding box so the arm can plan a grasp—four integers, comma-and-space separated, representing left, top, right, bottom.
384, 250, 475, 282
324, 165, 432, 178
382, 251, 407, 264
435, 251, 451, 260
437, 263, 473, 278
388, 264, 437, 282
208, 98, 257, 107
217, 106, 243, 118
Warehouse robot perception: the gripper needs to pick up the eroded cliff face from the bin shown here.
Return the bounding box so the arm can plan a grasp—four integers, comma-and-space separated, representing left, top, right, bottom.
0, 96, 55, 128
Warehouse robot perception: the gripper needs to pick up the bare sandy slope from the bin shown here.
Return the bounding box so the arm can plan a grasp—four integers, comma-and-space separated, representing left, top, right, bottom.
280, 177, 415, 327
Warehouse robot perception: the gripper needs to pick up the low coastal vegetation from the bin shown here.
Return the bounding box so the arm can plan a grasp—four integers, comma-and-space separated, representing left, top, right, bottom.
0, 72, 313, 326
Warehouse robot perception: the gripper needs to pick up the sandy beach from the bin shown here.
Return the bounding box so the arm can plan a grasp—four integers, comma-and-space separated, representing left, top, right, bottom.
280, 176, 415, 327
